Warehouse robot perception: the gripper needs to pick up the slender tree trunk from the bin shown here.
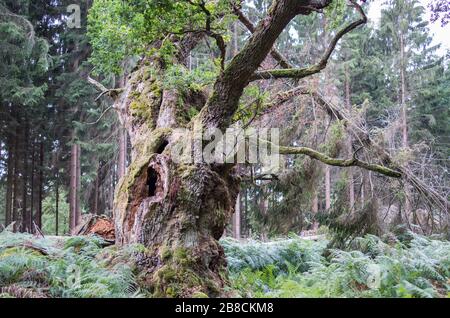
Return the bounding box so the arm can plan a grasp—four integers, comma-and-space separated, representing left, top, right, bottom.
5, 131, 14, 227
76, 144, 81, 225
325, 165, 331, 210
243, 186, 248, 238
230, 23, 241, 240
233, 193, 241, 239
12, 122, 20, 232
94, 163, 100, 215
118, 128, 127, 179
360, 171, 366, 207
400, 34, 408, 149
21, 118, 29, 232
69, 143, 78, 231
345, 65, 355, 210
54, 149, 59, 235
399, 32, 411, 220
312, 193, 319, 230
30, 139, 35, 232
36, 140, 44, 229
55, 171, 59, 236
14, 116, 25, 232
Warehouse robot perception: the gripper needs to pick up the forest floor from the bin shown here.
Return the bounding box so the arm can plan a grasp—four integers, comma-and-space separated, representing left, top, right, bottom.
0, 230, 449, 298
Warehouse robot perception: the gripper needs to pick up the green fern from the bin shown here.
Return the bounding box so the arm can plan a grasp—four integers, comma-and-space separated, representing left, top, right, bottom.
0, 230, 140, 298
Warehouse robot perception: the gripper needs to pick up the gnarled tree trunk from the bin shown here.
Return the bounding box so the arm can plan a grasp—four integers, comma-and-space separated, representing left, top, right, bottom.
113, 63, 240, 297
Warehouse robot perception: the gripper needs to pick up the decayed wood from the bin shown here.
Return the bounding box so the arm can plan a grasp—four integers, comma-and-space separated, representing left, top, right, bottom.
74, 214, 115, 243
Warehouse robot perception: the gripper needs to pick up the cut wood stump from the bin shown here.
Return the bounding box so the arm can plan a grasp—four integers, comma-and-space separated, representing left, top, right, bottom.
73, 214, 115, 243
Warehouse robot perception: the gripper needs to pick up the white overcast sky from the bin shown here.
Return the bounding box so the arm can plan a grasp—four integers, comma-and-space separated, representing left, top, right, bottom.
368, 0, 450, 54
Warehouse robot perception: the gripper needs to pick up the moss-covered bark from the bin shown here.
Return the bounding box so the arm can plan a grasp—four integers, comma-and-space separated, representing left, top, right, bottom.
114, 139, 239, 296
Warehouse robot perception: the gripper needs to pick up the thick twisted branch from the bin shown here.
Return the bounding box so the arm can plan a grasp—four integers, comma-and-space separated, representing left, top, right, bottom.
233, 6, 293, 68
277, 145, 402, 178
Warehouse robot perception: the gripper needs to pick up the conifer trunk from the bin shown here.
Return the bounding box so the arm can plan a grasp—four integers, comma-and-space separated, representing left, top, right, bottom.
22, 118, 29, 232
345, 65, 355, 210
5, 130, 14, 227
325, 165, 331, 210
30, 139, 35, 232
55, 172, 59, 235
36, 140, 44, 229
233, 193, 241, 239
399, 32, 412, 220
69, 142, 78, 231
12, 120, 20, 231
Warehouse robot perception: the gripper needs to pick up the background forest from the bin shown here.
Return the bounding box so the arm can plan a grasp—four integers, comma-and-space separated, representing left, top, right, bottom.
0, 0, 449, 298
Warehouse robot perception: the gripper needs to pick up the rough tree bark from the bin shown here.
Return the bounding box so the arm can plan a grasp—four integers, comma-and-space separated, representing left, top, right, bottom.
118, 128, 127, 179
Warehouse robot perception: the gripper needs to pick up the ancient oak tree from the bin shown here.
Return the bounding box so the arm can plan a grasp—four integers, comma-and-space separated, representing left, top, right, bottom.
88, 0, 400, 297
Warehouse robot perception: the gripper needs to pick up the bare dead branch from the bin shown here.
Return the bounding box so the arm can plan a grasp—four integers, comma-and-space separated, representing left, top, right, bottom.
187, 0, 227, 69
87, 76, 123, 100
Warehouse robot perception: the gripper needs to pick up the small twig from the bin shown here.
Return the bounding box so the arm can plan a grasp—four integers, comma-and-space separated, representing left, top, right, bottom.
88, 76, 123, 100
33, 221, 45, 238
352, 146, 364, 160
85, 105, 116, 125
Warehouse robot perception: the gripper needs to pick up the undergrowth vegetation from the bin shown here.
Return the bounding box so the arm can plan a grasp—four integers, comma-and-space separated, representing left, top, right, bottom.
224, 233, 450, 298
0, 230, 140, 298
0, 229, 449, 298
